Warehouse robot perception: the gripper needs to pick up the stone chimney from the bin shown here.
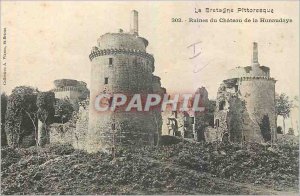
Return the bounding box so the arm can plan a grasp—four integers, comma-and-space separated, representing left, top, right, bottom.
251, 42, 259, 66
130, 10, 138, 35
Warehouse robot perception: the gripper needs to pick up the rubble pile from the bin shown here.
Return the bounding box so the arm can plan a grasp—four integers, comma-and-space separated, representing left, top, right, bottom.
1, 141, 298, 194
126, 141, 299, 190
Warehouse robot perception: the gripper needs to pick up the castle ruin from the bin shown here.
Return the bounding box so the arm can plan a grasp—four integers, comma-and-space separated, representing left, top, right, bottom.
46, 16, 277, 151
162, 87, 210, 141
206, 42, 277, 143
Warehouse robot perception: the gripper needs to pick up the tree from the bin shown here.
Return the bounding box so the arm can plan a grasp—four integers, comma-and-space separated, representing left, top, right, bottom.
291, 96, 299, 132
54, 98, 74, 123
1, 93, 8, 146
275, 93, 293, 134
277, 126, 283, 134
37, 91, 56, 146
5, 86, 38, 148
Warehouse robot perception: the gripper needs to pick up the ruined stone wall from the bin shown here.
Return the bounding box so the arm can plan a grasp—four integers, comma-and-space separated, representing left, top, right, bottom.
162, 110, 195, 139
213, 76, 276, 143
54, 91, 72, 100
49, 102, 89, 149
194, 87, 212, 141
73, 103, 89, 149
162, 87, 210, 140
213, 83, 232, 142
54, 90, 81, 101
49, 123, 74, 145
214, 110, 228, 139
204, 126, 222, 142
162, 111, 172, 135
151, 76, 164, 144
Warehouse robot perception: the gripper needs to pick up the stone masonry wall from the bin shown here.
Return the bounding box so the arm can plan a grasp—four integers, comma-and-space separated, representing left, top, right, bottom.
239, 77, 276, 141
49, 123, 74, 145
73, 102, 89, 149
49, 102, 89, 149
87, 32, 161, 153
212, 77, 276, 143
97, 33, 147, 51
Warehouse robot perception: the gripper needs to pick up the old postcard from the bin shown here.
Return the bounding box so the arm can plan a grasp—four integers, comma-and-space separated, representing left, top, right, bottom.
0, 0, 299, 195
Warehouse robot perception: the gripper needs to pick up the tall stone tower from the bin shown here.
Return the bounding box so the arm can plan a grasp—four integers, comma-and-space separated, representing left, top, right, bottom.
238, 42, 277, 141
87, 10, 164, 152
214, 42, 276, 143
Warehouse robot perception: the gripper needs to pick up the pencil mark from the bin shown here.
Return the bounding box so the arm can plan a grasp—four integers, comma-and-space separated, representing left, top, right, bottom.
187, 41, 202, 59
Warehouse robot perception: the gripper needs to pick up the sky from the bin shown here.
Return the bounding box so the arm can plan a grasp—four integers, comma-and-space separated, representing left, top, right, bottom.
1, 1, 299, 101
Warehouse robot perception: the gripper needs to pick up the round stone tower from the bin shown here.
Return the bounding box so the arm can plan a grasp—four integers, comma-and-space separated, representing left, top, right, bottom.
86, 10, 162, 152
224, 42, 277, 142
239, 43, 276, 141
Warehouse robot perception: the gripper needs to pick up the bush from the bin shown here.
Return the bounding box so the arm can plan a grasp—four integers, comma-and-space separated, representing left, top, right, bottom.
47, 144, 75, 155
1, 142, 298, 195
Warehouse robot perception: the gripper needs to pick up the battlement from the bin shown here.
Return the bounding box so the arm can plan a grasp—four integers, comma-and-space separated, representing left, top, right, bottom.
89, 48, 154, 67
52, 86, 82, 92
238, 76, 276, 82
226, 43, 273, 79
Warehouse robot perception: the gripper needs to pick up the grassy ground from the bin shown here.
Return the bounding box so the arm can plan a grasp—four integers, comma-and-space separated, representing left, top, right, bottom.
1, 138, 299, 195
